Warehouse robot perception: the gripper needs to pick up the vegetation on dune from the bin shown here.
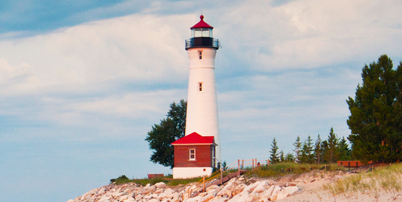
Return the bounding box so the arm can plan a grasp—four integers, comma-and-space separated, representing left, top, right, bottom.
110, 174, 201, 186
245, 162, 343, 178
323, 163, 402, 197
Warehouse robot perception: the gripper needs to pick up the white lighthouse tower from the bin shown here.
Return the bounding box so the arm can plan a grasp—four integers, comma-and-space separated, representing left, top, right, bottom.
185, 15, 221, 164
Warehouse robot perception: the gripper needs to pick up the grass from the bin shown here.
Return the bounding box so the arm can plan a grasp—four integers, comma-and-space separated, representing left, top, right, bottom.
245, 162, 342, 178
111, 175, 202, 186
322, 163, 402, 197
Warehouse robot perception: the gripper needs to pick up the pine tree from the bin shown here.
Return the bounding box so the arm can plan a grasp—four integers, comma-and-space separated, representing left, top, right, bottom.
314, 134, 322, 164
306, 136, 314, 164
285, 152, 295, 162
293, 136, 302, 163
270, 138, 279, 163
347, 55, 402, 162
279, 150, 285, 162
323, 127, 339, 163
338, 137, 351, 160
300, 142, 308, 163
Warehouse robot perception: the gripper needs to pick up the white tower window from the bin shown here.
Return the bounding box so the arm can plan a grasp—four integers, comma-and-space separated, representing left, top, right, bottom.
189, 148, 196, 160
198, 82, 203, 91
198, 51, 202, 59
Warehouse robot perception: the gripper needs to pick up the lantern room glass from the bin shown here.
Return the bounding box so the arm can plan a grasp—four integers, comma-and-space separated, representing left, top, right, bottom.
191, 28, 213, 38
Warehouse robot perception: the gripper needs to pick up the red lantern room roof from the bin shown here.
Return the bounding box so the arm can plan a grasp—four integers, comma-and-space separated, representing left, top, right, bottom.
190, 15, 214, 29
171, 132, 216, 145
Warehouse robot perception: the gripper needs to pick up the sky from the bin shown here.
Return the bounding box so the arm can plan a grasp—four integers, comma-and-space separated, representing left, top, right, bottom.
1, 0, 402, 201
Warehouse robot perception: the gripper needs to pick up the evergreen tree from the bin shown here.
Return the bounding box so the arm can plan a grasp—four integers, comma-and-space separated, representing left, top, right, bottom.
285, 152, 295, 162
306, 136, 314, 164
347, 55, 402, 162
323, 127, 339, 163
145, 100, 187, 168
314, 134, 322, 164
279, 150, 285, 162
300, 142, 308, 163
293, 136, 302, 163
338, 137, 351, 160
321, 140, 329, 163
270, 138, 279, 163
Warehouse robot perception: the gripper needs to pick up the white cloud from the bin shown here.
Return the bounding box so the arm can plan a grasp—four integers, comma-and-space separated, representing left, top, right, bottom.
212, 0, 402, 71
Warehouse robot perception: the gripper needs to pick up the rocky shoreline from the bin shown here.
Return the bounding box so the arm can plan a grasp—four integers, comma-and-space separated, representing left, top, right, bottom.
67, 169, 343, 202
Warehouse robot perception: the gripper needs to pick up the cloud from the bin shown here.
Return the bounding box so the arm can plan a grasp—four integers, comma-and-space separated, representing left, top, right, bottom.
213, 0, 402, 71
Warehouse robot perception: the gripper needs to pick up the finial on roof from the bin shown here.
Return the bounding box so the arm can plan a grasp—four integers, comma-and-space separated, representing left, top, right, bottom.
200, 15, 204, 20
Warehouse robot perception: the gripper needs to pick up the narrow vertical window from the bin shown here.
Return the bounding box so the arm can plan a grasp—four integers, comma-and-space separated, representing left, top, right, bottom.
198, 82, 203, 91
189, 149, 196, 160
199, 51, 202, 59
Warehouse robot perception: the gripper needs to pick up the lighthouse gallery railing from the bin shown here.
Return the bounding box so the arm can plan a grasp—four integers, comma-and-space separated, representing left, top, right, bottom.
185, 37, 220, 50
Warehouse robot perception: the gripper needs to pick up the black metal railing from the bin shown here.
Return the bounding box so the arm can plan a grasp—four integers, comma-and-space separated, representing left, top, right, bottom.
185, 37, 220, 50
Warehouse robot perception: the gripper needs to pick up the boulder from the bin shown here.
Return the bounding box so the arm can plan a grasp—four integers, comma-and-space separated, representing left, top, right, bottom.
268, 186, 281, 201
284, 186, 299, 195
155, 182, 167, 189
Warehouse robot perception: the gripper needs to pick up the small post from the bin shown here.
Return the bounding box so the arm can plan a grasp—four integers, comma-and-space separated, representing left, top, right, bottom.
242, 159, 244, 169
252, 159, 254, 169
220, 168, 223, 185
203, 176, 205, 192
255, 158, 257, 167
348, 162, 350, 170
238, 159, 240, 176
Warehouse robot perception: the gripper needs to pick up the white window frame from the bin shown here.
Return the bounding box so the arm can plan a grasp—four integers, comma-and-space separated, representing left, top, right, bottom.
189, 148, 196, 161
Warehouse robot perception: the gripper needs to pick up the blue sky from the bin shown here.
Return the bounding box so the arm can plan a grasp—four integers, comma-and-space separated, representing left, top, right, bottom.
1, 0, 402, 201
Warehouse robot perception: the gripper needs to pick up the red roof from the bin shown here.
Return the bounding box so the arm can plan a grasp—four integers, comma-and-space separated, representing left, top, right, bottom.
172, 132, 216, 145
190, 15, 214, 29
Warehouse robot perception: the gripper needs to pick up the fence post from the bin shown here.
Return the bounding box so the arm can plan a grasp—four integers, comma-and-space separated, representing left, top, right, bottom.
255, 158, 257, 167
203, 176, 205, 192
220, 168, 223, 185
238, 159, 240, 176
252, 159, 254, 169
242, 159, 244, 169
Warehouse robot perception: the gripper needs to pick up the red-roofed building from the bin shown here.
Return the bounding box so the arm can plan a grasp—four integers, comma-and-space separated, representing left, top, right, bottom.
171, 132, 217, 179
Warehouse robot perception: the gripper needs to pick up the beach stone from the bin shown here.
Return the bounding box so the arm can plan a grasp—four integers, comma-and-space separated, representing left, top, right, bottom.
276, 189, 290, 200
268, 186, 281, 201
232, 184, 246, 196
252, 181, 268, 193
155, 182, 166, 188
125, 198, 135, 202
284, 186, 299, 195
258, 185, 275, 202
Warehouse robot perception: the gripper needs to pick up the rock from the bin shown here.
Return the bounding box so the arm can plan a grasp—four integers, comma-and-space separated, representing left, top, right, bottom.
66, 200, 74, 202
232, 184, 247, 196
268, 186, 281, 201
276, 188, 290, 200
148, 199, 161, 202
155, 182, 166, 189
258, 185, 274, 202
252, 181, 268, 193
125, 198, 135, 202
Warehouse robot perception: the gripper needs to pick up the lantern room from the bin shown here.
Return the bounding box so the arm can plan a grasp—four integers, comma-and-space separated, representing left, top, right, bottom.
185, 15, 219, 50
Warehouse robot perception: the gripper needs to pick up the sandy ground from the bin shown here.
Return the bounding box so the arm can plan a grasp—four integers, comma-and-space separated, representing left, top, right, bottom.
278, 175, 402, 202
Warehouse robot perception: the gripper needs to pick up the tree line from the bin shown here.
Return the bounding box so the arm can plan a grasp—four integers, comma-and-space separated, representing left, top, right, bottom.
269, 127, 351, 164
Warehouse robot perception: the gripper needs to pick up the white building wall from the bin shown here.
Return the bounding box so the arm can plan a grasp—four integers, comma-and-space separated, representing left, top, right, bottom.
185, 48, 221, 163
172, 167, 213, 179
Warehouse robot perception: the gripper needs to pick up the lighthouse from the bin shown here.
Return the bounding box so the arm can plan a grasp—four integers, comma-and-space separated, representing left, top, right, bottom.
171, 15, 221, 179
185, 16, 221, 163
